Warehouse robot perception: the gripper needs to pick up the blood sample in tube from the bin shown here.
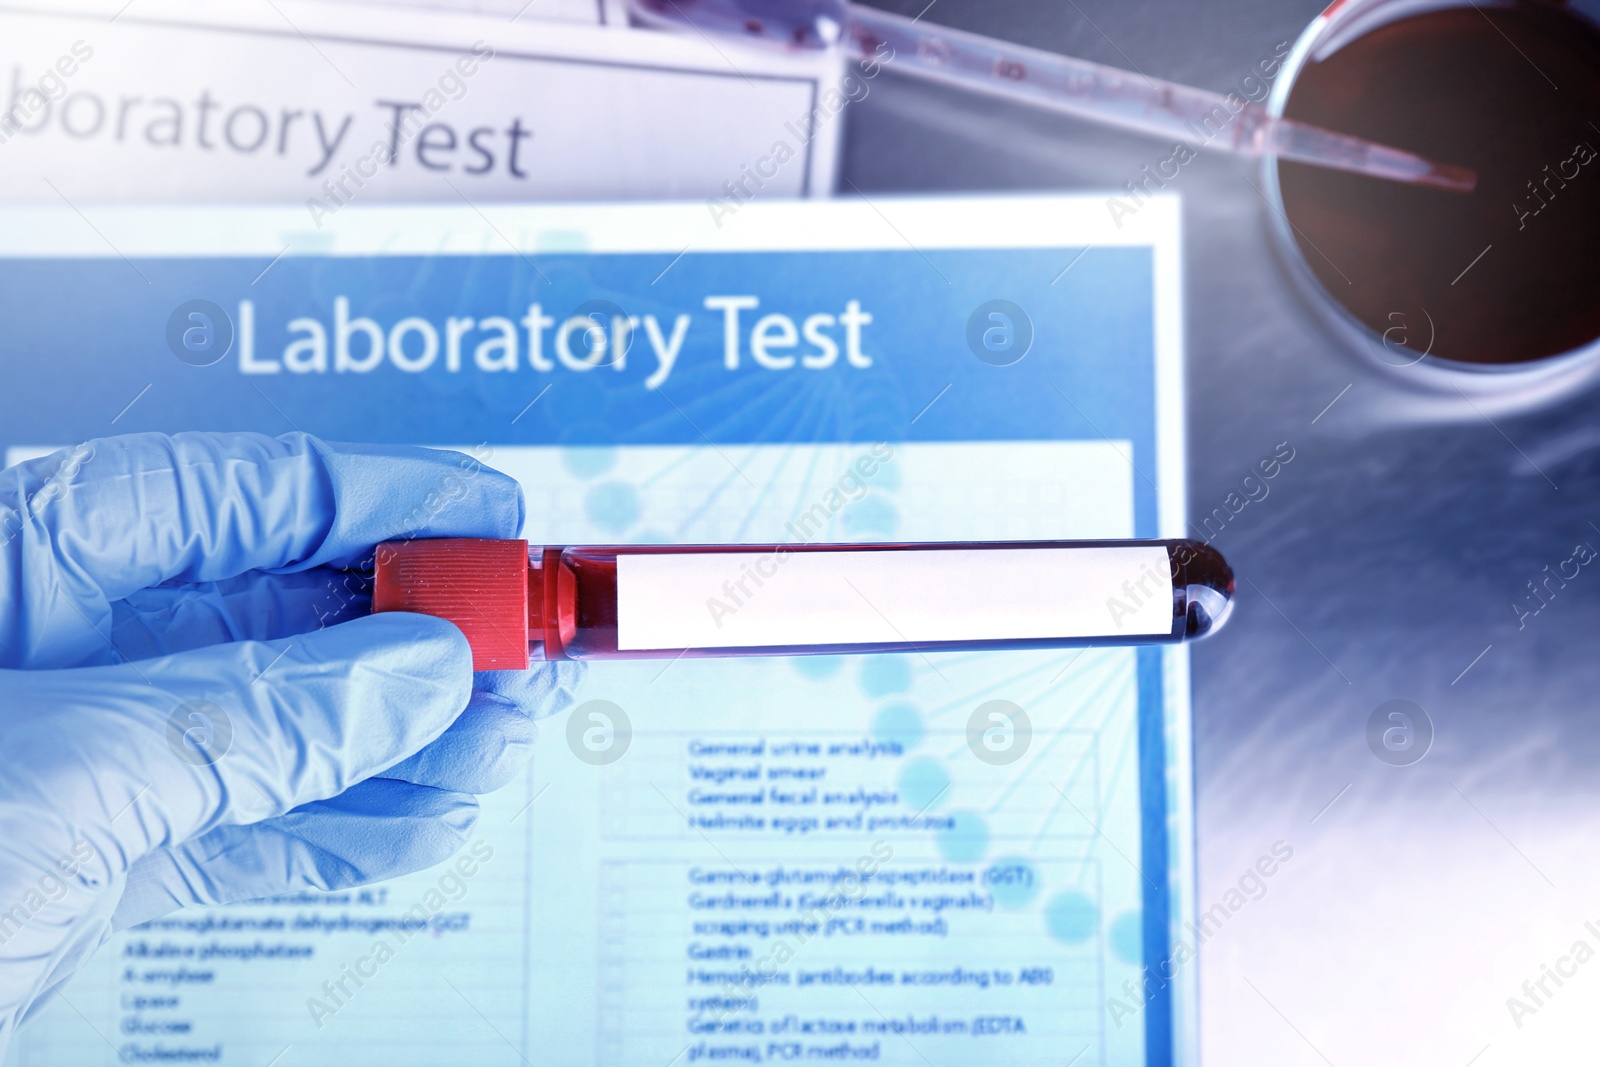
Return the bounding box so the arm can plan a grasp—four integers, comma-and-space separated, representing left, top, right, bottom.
371, 538, 1233, 670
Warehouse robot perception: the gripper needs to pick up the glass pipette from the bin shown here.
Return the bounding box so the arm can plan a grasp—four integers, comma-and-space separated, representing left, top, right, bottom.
628, 0, 1477, 193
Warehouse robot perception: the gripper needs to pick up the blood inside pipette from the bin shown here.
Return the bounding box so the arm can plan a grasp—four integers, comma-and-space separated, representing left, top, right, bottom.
626, 0, 1478, 194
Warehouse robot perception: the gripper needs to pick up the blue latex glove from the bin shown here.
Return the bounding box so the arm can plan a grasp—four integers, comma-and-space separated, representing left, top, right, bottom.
0, 432, 578, 1052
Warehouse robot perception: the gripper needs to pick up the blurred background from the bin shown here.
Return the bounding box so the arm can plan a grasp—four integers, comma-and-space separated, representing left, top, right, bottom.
886, 2, 1600, 1064
8, 0, 1600, 1062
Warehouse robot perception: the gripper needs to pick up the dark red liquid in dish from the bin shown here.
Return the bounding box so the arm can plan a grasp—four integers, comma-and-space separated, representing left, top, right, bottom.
1278, 1, 1600, 365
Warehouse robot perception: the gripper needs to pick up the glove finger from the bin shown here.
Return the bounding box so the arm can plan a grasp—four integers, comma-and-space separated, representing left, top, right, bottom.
4, 612, 473, 861
110, 568, 372, 659
109, 574, 580, 793
108, 578, 586, 719
472, 666, 585, 723
111, 778, 479, 930
380, 692, 534, 793
378, 666, 591, 791
108, 577, 582, 792
0, 431, 522, 670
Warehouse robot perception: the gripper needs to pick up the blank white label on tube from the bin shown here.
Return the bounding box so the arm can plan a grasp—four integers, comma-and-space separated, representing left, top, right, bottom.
614, 546, 1174, 651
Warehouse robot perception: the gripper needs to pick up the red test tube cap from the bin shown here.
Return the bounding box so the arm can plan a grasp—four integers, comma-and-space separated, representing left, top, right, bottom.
372, 538, 531, 670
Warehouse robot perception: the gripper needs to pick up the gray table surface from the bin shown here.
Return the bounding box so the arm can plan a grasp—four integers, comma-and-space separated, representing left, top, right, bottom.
848, 2, 1600, 1063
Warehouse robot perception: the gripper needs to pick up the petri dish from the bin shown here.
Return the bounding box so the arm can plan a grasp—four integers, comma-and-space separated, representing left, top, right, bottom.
1262, 0, 1600, 405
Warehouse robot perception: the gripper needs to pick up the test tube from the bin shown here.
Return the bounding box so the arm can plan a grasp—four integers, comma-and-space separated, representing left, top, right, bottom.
372, 538, 1233, 669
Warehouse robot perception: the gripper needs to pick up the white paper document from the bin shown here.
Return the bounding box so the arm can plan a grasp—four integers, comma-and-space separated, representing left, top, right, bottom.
0, 0, 842, 205
0, 194, 1195, 1066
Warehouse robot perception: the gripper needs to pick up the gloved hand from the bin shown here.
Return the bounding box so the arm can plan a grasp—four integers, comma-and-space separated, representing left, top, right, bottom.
0, 431, 578, 1052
